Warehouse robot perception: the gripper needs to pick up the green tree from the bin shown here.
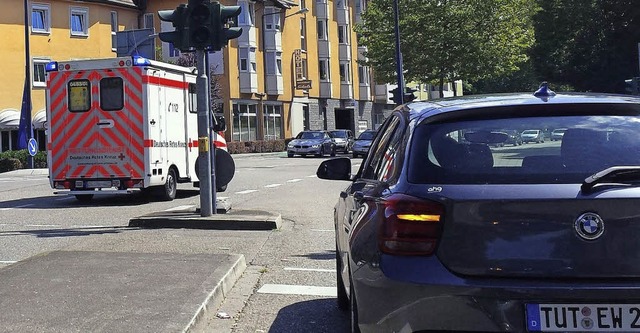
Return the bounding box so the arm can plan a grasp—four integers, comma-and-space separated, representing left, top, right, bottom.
356, 0, 538, 97
531, 0, 640, 93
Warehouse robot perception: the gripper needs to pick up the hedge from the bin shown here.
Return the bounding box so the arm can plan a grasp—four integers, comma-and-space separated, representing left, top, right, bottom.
227, 139, 287, 154
0, 150, 47, 172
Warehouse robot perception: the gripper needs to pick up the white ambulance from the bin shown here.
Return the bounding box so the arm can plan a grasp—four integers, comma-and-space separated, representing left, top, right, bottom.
45, 56, 233, 202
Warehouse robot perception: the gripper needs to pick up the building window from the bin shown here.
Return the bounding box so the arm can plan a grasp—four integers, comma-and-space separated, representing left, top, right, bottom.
250, 47, 257, 72
70, 7, 89, 36
319, 59, 330, 81
317, 0, 327, 3
143, 13, 154, 29
239, 47, 249, 72
358, 65, 369, 85
339, 63, 350, 83
317, 20, 327, 40
111, 11, 118, 52
168, 44, 180, 58
263, 104, 283, 140
232, 103, 258, 141
301, 58, 308, 79
264, 7, 281, 30
338, 25, 349, 44
32, 58, 50, 88
266, 51, 282, 75
300, 18, 307, 51
336, 0, 347, 9
31, 3, 51, 34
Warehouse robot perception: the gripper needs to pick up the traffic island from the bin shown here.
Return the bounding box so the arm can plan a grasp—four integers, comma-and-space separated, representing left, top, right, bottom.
128, 207, 281, 230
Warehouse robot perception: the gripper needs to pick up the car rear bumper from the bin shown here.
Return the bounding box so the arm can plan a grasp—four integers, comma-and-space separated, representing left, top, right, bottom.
353, 255, 640, 332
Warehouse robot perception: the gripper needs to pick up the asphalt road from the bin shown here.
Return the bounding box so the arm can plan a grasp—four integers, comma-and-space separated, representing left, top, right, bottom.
0, 151, 355, 332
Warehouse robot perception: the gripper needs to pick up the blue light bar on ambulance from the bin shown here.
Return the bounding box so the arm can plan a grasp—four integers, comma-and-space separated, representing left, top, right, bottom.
45, 61, 59, 72
132, 56, 151, 66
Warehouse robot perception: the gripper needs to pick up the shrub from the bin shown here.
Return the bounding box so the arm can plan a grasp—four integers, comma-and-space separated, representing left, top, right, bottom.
226, 140, 286, 154
0, 158, 22, 173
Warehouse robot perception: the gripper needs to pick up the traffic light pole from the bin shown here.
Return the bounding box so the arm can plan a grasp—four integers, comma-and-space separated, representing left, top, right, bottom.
196, 49, 214, 216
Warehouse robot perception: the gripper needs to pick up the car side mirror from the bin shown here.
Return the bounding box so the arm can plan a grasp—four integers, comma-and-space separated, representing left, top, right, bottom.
316, 157, 351, 181
212, 115, 226, 132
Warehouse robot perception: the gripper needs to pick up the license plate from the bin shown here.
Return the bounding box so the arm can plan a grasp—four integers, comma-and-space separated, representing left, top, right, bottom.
87, 181, 112, 188
527, 304, 640, 332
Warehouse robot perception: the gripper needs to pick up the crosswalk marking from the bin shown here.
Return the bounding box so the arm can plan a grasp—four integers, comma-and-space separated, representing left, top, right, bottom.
257, 284, 336, 297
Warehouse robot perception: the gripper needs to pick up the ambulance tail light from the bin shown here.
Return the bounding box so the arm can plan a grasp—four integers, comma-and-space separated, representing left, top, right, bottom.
45, 61, 59, 72
54, 181, 71, 189
132, 56, 151, 67
124, 180, 142, 188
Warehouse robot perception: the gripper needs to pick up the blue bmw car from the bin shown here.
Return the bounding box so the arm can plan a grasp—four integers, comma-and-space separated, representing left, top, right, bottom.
317, 86, 640, 332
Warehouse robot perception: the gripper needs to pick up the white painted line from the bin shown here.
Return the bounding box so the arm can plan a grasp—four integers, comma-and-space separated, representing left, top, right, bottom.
311, 229, 334, 232
164, 205, 195, 212
286, 179, 303, 183
307, 175, 317, 178
25, 224, 59, 227
0, 261, 17, 264
0, 204, 34, 211
236, 190, 258, 194
284, 267, 336, 273
257, 284, 337, 297
264, 184, 282, 188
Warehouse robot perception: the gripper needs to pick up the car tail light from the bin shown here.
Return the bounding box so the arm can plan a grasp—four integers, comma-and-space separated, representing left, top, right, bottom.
379, 193, 444, 256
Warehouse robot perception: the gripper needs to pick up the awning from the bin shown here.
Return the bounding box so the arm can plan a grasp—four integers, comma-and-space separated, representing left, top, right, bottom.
0, 109, 20, 129
32, 109, 46, 129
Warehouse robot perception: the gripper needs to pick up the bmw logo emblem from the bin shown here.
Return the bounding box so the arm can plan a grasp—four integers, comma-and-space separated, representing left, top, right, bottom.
575, 212, 604, 240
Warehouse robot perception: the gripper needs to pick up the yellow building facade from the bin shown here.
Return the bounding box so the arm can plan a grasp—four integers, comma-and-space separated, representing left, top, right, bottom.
0, 0, 139, 152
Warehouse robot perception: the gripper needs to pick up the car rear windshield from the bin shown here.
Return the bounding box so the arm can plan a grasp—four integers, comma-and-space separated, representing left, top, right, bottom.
408, 115, 640, 184
330, 131, 348, 138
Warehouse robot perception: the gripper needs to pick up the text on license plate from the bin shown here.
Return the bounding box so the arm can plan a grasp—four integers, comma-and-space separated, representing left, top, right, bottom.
527, 304, 640, 332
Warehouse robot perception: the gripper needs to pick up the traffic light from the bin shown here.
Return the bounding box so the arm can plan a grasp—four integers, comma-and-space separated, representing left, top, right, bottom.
158, 4, 188, 52
187, 0, 215, 50
625, 77, 640, 95
212, 3, 243, 51
404, 87, 417, 103
389, 87, 401, 105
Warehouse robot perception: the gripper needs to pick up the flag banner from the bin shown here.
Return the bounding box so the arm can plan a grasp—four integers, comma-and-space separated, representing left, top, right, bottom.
17, 78, 32, 150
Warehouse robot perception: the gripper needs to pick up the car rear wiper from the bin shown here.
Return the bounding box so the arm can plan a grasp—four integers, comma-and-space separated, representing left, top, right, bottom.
581, 166, 640, 193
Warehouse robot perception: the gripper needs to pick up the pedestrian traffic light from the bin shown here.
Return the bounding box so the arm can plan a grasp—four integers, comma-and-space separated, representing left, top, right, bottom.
389, 87, 401, 105
158, 4, 189, 52
187, 0, 215, 50
404, 87, 417, 103
212, 3, 243, 51
625, 77, 640, 95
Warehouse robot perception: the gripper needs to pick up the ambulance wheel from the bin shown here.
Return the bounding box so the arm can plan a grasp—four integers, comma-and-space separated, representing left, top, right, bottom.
75, 194, 94, 202
161, 168, 177, 201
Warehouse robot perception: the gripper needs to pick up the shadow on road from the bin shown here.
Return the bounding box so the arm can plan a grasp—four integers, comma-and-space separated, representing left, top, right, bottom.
0, 226, 136, 238
0, 189, 200, 210
291, 250, 336, 261
268, 298, 349, 333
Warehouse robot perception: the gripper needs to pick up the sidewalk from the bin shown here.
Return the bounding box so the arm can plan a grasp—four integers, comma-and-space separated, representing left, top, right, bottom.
0, 251, 246, 333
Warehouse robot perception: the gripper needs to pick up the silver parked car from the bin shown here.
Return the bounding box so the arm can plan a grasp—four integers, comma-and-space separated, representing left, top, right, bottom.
287, 130, 336, 157
351, 130, 377, 158
317, 86, 640, 332
330, 129, 355, 153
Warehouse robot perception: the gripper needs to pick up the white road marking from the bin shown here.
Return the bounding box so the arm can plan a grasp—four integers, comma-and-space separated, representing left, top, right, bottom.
0, 261, 17, 264
0, 204, 34, 211
286, 179, 303, 183
257, 284, 337, 297
264, 184, 282, 188
284, 267, 336, 273
164, 205, 196, 212
306, 175, 317, 178
236, 190, 258, 194
311, 229, 334, 232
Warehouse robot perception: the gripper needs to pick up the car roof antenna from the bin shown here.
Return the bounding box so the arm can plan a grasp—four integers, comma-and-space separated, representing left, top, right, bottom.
533, 81, 556, 101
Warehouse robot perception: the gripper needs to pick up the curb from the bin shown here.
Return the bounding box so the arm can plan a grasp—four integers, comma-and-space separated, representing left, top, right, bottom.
183, 254, 247, 333
129, 209, 282, 230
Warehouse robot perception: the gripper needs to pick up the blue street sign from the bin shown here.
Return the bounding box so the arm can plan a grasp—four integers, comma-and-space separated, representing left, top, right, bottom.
27, 138, 38, 157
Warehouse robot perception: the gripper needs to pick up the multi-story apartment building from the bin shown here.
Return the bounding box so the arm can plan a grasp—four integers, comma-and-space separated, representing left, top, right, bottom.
0, 0, 140, 152
1, 0, 407, 154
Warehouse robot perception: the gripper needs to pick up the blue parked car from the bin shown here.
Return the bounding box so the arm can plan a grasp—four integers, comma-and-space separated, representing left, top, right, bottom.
351, 130, 377, 158
317, 85, 640, 332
